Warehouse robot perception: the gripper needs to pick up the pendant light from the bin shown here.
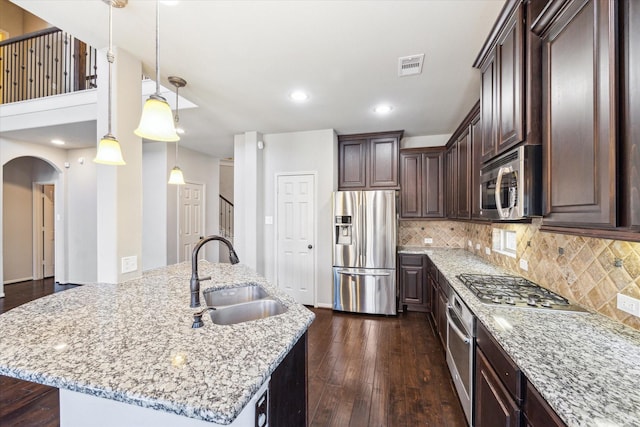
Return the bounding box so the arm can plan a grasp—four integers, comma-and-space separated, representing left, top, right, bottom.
134, 0, 179, 142
168, 75, 186, 185
94, 0, 126, 165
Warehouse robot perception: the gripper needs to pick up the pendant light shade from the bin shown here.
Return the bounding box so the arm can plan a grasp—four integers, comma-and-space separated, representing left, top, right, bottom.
168, 165, 185, 185
135, 94, 179, 141
95, 134, 126, 165
134, 0, 179, 142
94, 0, 126, 165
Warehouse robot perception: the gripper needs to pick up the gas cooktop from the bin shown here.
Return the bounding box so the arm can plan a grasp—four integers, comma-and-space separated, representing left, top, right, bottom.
457, 274, 586, 312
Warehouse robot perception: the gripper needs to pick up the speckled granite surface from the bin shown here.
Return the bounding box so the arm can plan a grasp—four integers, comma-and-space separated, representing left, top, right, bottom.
0, 261, 314, 425
400, 246, 640, 427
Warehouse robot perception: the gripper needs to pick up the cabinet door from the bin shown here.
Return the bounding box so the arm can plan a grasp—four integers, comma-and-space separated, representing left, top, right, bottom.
496, 4, 525, 153
622, 0, 640, 229
480, 54, 497, 162
456, 128, 471, 219
400, 152, 422, 217
475, 348, 522, 427
369, 136, 399, 188
436, 288, 447, 349
541, 0, 616, 227
400, 266, 424, 305
338, 139, 367, 189
422, 151, 444, 217
524, 380, 566, 427
399, 254, 429, 312
471, 112, 483, 219
445, 145, 457, 218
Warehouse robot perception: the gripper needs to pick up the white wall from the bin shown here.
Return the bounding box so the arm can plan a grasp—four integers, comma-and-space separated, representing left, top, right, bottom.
66, 148, 98, 283
142, 142, 168, 270
235, 129, 337, 307
401, 134, 451, 148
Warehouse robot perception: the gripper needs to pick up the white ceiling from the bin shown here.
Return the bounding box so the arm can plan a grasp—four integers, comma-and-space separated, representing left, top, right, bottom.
7, 0, 505, 158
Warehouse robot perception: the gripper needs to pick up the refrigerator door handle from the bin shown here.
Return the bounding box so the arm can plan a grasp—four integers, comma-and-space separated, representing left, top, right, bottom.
336, 269, 391, 277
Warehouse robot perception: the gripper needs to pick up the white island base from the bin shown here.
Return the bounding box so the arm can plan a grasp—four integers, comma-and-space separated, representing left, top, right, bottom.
60, 379, 270, 427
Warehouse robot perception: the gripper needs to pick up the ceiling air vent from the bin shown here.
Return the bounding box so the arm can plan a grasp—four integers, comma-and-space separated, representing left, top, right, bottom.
398, 54, 425, 77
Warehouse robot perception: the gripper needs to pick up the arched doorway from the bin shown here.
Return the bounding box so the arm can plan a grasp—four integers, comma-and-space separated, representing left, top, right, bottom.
2, 156, 59, 284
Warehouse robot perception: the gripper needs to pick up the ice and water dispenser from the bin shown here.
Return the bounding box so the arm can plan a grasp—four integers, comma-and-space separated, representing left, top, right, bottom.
335, 215, 352, 245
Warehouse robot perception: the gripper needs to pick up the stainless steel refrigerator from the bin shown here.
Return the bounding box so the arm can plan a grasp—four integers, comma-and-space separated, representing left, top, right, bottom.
332, 190, 397, 315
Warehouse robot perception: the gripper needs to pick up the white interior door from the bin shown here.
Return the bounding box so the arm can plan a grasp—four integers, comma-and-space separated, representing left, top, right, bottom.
178, 183, 205, 262
42, 184, 55, 277
276, 174, 315, 305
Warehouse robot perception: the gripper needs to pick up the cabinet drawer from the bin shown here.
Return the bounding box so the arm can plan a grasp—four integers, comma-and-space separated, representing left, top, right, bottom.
399, 254, 424, 267
476, 321, 523, 403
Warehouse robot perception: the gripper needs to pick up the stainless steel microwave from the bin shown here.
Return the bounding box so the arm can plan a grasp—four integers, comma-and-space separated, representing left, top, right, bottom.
479, 145, 542, 220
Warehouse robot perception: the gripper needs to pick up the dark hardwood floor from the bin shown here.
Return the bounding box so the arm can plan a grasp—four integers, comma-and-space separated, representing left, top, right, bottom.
307, 307, 466, 427
0, 281, 466, 426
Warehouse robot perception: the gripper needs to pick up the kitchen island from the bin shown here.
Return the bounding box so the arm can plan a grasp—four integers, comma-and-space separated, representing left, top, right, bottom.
0, 261, 314, 426
401, 247, 640, 427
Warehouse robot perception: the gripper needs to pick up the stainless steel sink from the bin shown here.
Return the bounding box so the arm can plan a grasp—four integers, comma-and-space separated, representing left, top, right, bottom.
210, 299, 287, 325
203, 285, 269, 307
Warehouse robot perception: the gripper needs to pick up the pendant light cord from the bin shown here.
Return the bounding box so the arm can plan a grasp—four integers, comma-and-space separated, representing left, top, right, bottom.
155, 0, 161, 96
107, 1, 114, 135
175, 83, 179, 162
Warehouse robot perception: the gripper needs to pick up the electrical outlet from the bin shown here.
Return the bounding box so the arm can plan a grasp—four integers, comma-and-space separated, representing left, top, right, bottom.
519, 259, 529, 271
617, 294, 640, 316
475, 243, 481, 250
424, 237, 433, 245
485, 247, 491, 255
121, 256, 137, 274
468, 240, 473, 247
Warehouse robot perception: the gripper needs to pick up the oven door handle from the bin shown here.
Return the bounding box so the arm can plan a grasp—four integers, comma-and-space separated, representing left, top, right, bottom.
446, 306, 470, 344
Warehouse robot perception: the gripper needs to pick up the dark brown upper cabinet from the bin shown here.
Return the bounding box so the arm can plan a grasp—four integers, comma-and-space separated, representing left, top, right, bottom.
399, 148, 444, 219
622, 0, 640, 230
474, 0, 543, 163
445, 102, 480, 220
338, 131, 403, 190
533, 0, 616, 227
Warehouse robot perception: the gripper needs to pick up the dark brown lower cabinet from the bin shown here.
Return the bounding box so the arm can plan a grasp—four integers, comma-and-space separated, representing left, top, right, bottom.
523, 380, 566, 427
436, 278, 449, 349
399, 254, 430, 312
475, 348, 521, 427
269, 332, 307, 427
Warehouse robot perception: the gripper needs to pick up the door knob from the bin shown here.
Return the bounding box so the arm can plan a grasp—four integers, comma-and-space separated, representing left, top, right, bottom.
308, 245, 313, 249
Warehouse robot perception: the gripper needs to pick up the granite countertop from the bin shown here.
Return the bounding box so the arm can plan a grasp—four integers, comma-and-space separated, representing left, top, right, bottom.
0, 261, 315, 425
400, 246, 640, 427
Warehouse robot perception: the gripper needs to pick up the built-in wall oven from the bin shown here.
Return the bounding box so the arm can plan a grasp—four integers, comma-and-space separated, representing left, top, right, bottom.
446, 289, 476, 426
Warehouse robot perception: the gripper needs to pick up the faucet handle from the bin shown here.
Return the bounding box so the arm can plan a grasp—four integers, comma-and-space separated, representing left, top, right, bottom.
191, 306, 216, 328
200, 276, 212, 282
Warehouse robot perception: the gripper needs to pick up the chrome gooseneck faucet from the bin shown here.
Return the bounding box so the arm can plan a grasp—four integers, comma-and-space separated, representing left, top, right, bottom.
190, 235, 240, 308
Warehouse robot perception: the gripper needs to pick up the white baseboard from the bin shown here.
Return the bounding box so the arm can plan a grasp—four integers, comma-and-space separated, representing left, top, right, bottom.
316, 302, 333, 309
3, 277, 34, 285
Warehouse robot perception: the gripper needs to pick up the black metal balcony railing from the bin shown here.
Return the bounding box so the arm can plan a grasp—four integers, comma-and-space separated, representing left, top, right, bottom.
0, 27, 97, 104
219, 195, 234, 242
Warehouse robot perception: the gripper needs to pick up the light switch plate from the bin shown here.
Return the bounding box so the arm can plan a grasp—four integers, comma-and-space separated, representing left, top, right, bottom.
519, 259, 529, 271
265, 216, 273, 225
424, 237, 433, 245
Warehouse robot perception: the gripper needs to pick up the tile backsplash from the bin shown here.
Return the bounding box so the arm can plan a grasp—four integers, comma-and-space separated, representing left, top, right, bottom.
399, 219, 640, 330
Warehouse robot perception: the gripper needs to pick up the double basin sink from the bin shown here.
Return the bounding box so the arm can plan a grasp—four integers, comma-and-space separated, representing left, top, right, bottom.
202, 284, 287, 325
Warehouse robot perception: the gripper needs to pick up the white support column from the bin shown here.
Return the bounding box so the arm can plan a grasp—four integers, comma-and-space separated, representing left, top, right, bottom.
233, 131, 264, 273
96, 47, 143, 284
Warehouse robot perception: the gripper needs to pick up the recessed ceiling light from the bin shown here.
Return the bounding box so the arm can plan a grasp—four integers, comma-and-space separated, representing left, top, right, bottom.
373, 104, 393, 114
51, 139, 65, 145
289, 90, 309, 102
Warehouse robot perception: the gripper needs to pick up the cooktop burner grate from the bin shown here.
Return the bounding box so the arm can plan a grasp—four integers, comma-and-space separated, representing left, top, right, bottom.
457, 273, 585, 312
